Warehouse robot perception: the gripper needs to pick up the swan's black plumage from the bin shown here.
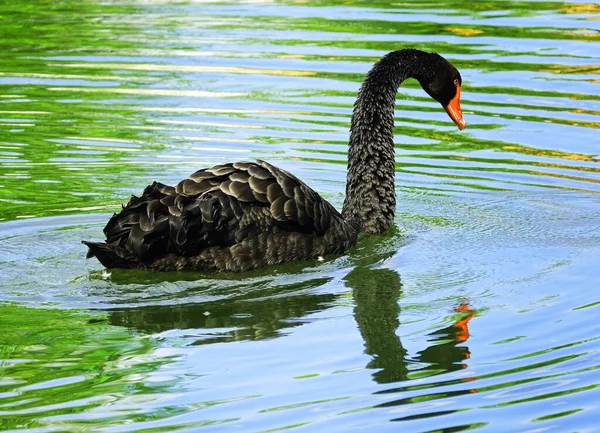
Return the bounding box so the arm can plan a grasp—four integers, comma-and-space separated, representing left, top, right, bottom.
84, 49, 465, 272
84, 160, 358, 271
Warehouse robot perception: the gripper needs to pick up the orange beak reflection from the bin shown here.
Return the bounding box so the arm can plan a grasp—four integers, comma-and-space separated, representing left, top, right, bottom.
443, 85, 466, 130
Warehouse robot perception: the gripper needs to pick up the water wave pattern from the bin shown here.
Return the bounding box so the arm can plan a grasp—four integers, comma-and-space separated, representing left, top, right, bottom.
0, 0, 599, 432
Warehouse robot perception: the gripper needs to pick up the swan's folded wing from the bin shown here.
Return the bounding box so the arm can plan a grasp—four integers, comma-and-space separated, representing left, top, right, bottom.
85, 160, 340, 267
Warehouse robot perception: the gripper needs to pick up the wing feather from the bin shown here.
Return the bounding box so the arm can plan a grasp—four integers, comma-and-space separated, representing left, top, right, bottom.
85, 161, 341, 267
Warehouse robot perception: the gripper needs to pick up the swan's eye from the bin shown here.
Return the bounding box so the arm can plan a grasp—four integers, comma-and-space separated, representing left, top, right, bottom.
453, 78, 459, 86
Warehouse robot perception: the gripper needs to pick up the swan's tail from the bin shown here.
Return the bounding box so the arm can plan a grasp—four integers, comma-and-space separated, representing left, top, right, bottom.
82, 241, 136, 269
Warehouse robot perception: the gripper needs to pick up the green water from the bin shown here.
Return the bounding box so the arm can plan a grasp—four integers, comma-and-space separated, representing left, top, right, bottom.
1, 0, 600, 431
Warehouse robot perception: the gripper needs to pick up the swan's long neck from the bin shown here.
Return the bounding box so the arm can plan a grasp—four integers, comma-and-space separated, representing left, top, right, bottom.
342, 49, 431, 234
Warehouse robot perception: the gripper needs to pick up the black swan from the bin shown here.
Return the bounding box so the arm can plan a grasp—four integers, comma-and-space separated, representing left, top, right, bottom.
83, 49, 465, 272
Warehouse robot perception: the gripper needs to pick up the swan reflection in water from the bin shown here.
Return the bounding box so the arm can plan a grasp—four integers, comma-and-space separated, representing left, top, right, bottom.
347, 266, 474, 385
105, 253, 475, 387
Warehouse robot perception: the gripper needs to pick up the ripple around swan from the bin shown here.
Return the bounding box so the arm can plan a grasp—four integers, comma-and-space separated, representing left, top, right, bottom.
1, 0, 600, 431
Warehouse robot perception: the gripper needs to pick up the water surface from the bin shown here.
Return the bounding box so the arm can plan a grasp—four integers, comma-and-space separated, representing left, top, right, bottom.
1, 0, 600, 431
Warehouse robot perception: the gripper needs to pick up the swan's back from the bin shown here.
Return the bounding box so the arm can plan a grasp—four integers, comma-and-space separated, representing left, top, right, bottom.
83, 160, 357, 272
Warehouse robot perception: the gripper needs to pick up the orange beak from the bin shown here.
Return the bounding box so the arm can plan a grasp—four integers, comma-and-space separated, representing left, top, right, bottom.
443, 85, 466, 130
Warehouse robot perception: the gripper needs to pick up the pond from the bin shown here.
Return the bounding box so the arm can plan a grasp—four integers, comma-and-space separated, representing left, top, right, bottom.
1, 0, 599, 431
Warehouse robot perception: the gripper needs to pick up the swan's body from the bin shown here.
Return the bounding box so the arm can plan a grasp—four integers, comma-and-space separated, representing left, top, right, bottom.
85, 160, 357, 272
84, 49, 465, 272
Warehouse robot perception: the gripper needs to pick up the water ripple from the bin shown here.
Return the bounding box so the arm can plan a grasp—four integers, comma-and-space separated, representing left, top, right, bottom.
1, 0, 599, 431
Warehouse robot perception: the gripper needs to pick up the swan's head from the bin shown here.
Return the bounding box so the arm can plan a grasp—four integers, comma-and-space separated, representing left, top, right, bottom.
418, 54, 466, 130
